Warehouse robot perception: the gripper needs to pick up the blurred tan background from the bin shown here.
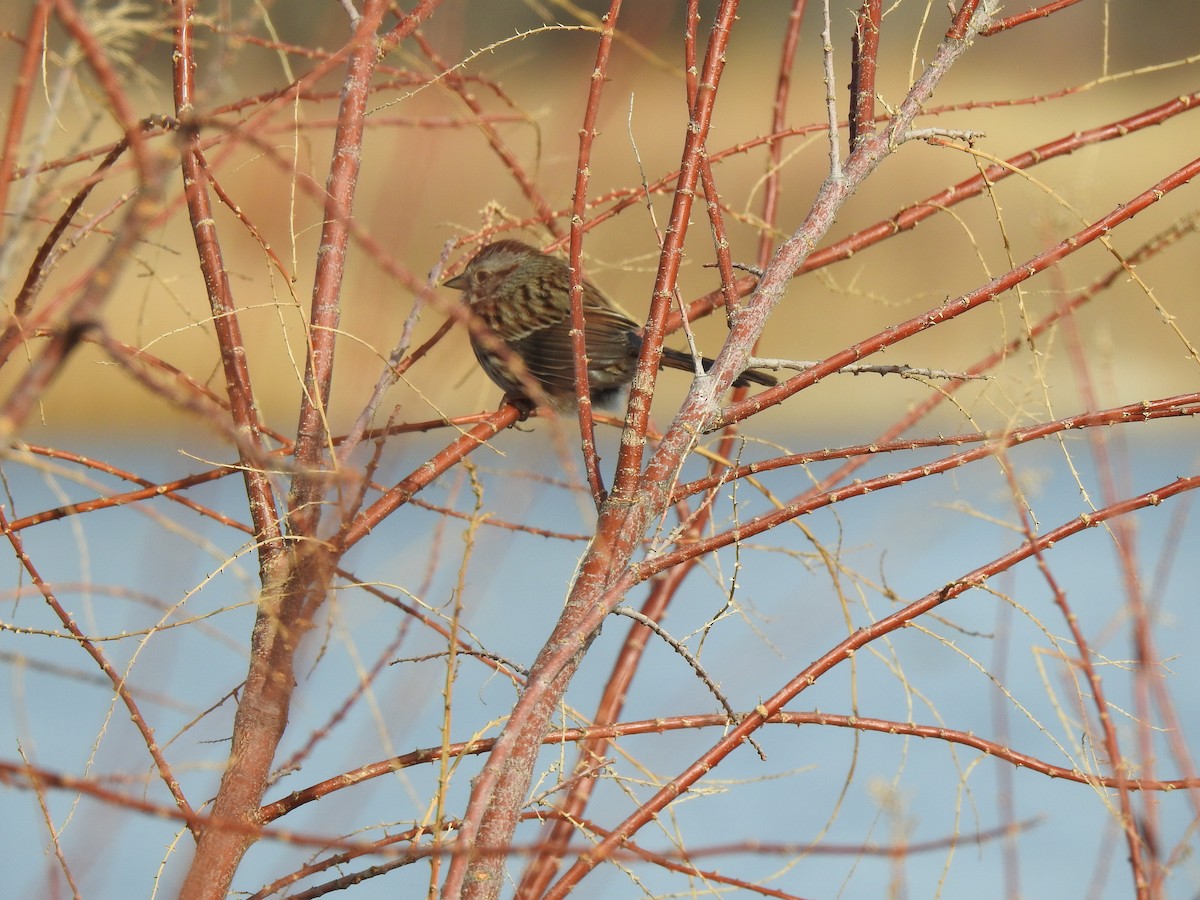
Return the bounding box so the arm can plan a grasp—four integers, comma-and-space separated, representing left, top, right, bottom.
4, 0, 1199, 439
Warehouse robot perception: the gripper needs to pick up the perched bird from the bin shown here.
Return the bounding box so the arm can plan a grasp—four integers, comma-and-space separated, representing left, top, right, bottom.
444, 240, 775, 409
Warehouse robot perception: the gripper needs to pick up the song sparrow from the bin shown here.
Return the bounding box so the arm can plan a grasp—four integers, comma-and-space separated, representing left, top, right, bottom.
444, 240, 775, 408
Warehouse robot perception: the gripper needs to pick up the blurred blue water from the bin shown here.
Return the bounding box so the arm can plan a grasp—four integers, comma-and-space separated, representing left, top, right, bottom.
2, 421, 1197, 898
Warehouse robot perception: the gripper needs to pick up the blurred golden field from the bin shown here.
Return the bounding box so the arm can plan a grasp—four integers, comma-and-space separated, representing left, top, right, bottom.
5, 1, 1198, 435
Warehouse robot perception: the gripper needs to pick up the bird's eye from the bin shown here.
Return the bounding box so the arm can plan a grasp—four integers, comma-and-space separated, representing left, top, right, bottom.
473, 270, 491, 285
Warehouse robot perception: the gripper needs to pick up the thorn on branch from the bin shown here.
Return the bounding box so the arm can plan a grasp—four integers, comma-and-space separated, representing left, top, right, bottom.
748, 358, 993, 382
726, 261, 765, 278
905, 128, 986, 145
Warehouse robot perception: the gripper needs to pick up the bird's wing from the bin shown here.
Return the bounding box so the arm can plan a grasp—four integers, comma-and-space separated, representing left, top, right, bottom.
511, 291, 640, 394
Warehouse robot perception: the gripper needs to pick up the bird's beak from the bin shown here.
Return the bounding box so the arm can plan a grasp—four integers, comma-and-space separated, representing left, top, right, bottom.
444, 273, 467, 290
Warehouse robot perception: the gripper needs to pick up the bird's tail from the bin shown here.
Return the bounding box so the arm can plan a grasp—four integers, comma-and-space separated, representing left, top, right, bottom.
659, 347, 777, 388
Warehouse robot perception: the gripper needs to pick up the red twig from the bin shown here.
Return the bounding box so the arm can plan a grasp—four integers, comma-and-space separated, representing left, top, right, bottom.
342, 405, 522, 548
716, 154, 1200, 430
566, 2, 623, 508
849, 0, 881, 147
981, 0, 1088, 36
0, 0, 167, 435
544, 474, 1200, 894
0, 509, 198, 829
609, 0, 744, 503
0, 0, 53, 249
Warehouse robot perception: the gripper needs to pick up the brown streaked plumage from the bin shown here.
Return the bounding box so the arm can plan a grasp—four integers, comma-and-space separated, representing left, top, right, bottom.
444, 240, 775, 408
